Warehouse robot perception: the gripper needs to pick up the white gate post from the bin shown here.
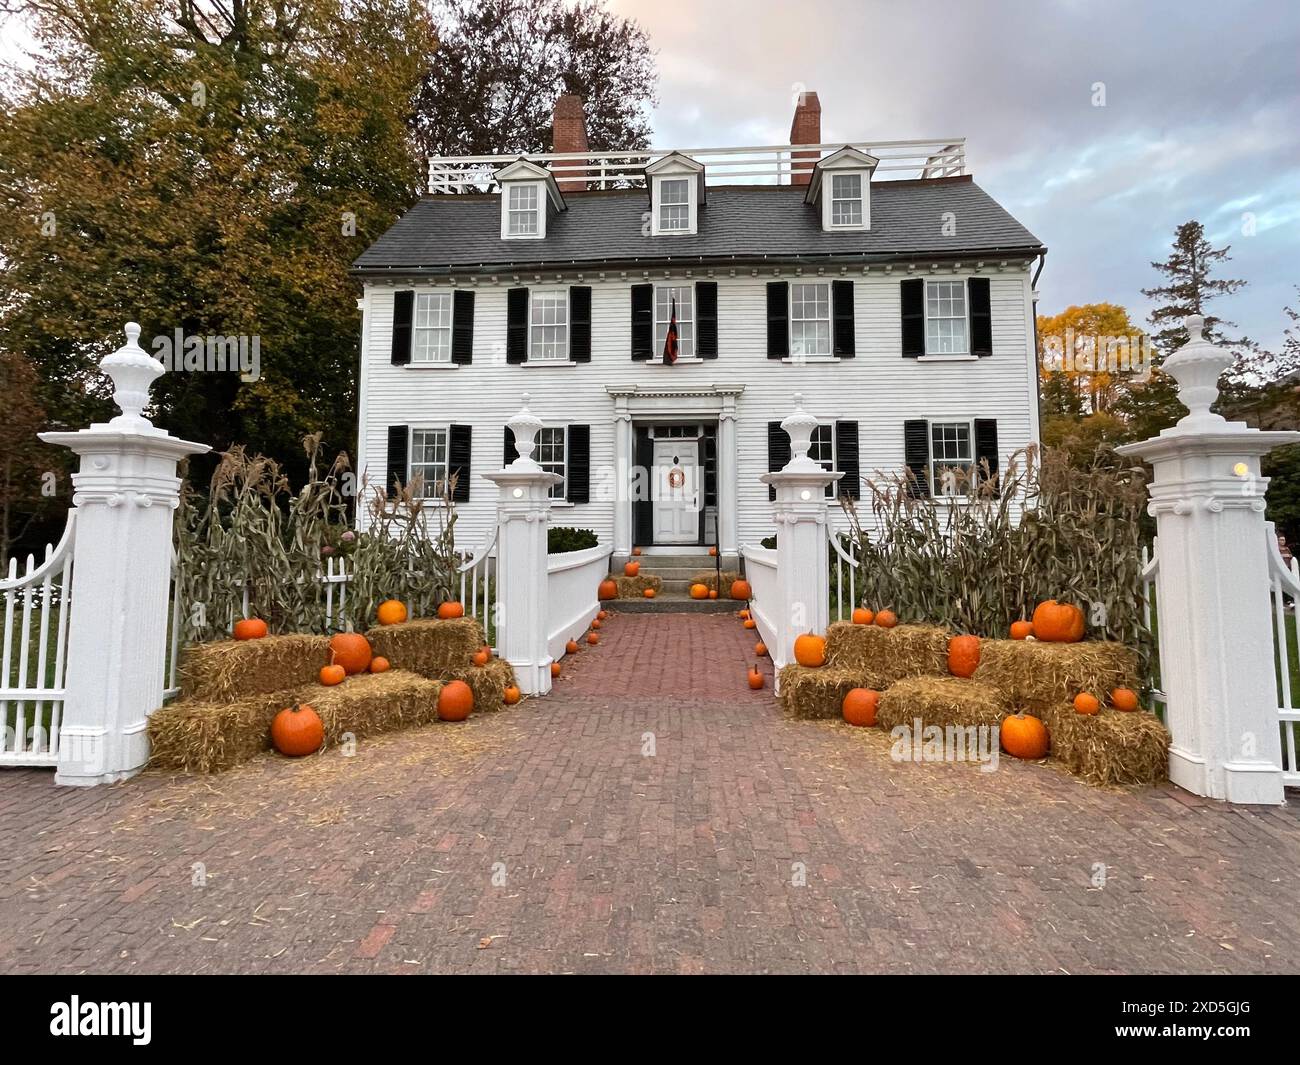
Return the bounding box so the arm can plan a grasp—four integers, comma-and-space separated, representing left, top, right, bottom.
40, 324, 210, 786
760, 394, 841, 673
1117, 316, 1300, 804
483, 395, 560, 696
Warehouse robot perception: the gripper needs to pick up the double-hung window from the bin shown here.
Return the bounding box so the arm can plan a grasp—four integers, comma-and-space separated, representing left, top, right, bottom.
530, 290, 569, 361
507, 184, 540, 237
930, 421, 973, 497
412, 292, 452, 363
926, 281, 968, 355
654, 285, 694, 359
536, 426, 567, 500
658, 178, 690, 233
790, 282, 831, 357
410, 428, 449, 499
809, 423, 837, 498
830, 174, 863, 227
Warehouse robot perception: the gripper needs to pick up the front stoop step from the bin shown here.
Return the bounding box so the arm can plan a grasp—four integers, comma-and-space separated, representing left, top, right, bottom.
613, 594, 740, 614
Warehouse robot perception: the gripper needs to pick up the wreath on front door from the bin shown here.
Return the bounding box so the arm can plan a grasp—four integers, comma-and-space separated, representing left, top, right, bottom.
667, 467, 685, 489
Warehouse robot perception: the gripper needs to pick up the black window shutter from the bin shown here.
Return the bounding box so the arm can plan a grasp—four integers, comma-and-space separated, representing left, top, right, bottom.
974, 418, 1000, 495
767, 420, 791, 501
386, 424, 408, 498
631, 284, 653, 360
451, 290, 474, 364
835, 420, 861, 499
968, 277, 992, 357
903, 419, 930, 497
391, 291, 413, 365
696, 281, 719, 358
766, 281, 789, 358
448, 424, 472, 502
566, 424, 590, 503
503, 425, 519, 467
901, 278, 925, 358
506, 288, 528, 363
832, 279, 855, 357
570, 286, 592, 362
634, 427, 653, 545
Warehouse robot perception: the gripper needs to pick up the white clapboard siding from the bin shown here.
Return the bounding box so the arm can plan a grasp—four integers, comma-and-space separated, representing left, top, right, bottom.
356, 268, 1037, 547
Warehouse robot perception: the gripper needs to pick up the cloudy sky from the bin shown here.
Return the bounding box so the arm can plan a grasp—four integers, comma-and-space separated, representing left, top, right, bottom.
611, 0, 1300, 351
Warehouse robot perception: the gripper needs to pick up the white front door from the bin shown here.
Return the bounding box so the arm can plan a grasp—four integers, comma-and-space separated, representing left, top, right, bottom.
652, 439, 699, 543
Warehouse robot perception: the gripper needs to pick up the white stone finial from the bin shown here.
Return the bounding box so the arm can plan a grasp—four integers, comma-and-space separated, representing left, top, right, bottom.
1164, 313, 1232, 430
101, 322, 163, 429
505, 392, 543, 468
781, 392, 821, 470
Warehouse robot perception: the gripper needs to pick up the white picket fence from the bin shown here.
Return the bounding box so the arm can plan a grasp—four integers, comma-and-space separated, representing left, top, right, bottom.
739, 543, 782, 669
0, 513, 76, 766
1264, 524, 1300, 784
545, 543, 613, 662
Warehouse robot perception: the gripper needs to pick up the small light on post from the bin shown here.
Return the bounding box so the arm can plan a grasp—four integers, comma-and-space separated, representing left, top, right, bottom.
800, 489, 812, 501
512, 487, 524, 498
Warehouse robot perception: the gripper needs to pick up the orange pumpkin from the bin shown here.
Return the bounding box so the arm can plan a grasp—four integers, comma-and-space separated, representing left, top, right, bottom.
1073, 692, 1100, 715
368, 656, 391, 674
566, 639, 580, 654
632, 547, 642, 556
587, 632, 599, 646
1009, 620, 1034, 640
1110, 687, 1140, 712
233, 618, 268, 641
709, 546, 718, 556
747, 667, 765, 690
437, 601, 465, 620
874, 610, 898, 629
738, 609, 750, 620
689, 583, 710, 600
329, 632, 373, 674
624, 561, 641, 578
947, 635, 981, 679
643, 588, 656, 599
551, 662, 562, 678
503, 685, 521, 705
591, 619, 602, 630
1000, 712, 1049, 759
793, 633, 827, 668
472, 647, 491, 667
730, 579, 752, 601
842, 688, 880, 727
438, 679, 474, 722
755, 641, 768, 657
1031, 600, 1085, 643
271, 703, 324, 756
319, 664, 346, 686
851, 608, 874, 626
376, 600, 407, 626
598, 580, 618, 601
743, 618, 757, 630
708, 590, 718, 599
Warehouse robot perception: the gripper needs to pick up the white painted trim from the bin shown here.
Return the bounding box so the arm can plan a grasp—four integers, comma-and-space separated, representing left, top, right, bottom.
354, 289, 371, 524
651, 173, 698, 236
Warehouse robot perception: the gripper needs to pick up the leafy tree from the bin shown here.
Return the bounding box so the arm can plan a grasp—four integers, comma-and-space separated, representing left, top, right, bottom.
414, 0, 657, 157
0, 0, 436, 493
1036, 303, 1147, 412
0, 348, 61, 559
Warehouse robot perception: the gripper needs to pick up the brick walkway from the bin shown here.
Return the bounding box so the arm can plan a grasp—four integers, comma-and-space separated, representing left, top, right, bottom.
2, 610, 1299, 974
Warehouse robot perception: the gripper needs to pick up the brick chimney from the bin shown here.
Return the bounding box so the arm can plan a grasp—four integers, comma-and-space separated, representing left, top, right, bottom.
789, 90, 821, 186
551, 93, 589, 193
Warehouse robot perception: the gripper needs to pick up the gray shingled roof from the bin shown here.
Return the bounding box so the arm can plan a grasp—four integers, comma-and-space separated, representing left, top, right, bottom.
352, 176, 1044, 274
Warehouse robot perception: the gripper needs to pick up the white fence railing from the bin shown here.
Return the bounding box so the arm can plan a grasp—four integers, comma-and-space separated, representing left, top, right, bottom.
428, 138, 967, 193
829, 529, 861, 624
1, 513, 76, 766
1264, 523, 1300, 785
740, 545, 782, 671
545, 543, 613, 663
1139, 542, 1168, 722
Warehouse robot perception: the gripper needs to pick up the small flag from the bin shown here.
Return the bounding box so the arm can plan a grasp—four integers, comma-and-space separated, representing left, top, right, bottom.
663, 296, 679, 365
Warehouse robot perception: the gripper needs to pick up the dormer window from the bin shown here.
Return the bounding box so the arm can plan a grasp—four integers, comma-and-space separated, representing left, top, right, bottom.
806, 146, 878, 232
645, 152, 705, 236
494, 158, 565, 240
507, 184, 541, 236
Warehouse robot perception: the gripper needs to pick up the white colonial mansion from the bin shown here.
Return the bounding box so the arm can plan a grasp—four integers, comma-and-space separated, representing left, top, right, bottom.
351, 92, 1046, 567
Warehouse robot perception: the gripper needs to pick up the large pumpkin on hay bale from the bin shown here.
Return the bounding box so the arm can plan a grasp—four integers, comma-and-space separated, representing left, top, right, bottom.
329, 632, 373, 675
1031, 600, 1085, 643
874, 610, 898, 629
233, 618, 268, 641
271, 702, 325, 756
842, 688, 879, 727
851, 608, 874, 625
376, 600, 407, 626
1000, 712, 1049, 760
437, 601, 465, 620
730, 579, 751, 601
947, 635, 981, 678
598, 579, 618, 601
793, 633, 826, 668
437, 679, 474, 722
1110, 687, 1140, 712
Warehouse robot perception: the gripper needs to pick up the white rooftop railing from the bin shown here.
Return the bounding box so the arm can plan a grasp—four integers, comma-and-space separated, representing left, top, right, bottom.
427, 139, 966, 194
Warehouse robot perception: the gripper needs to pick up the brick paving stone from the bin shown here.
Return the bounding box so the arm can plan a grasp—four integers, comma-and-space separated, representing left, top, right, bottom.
1, 608, 1299, 973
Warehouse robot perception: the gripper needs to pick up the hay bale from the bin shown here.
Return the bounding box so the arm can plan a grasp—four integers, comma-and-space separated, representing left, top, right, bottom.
179, 634, 330, 702
689, 569, 740, 593
365, 617, 485, 679
876, 676, 1010, 732
149, 689, 292, 773
449, 656, 517, 712
1039, 702, 1170, 787
778, 665, 877, 719
824, 622, 949, 684
975, 639, 1138, 712
306, 669, 444, 744
614, 574, 661, 598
